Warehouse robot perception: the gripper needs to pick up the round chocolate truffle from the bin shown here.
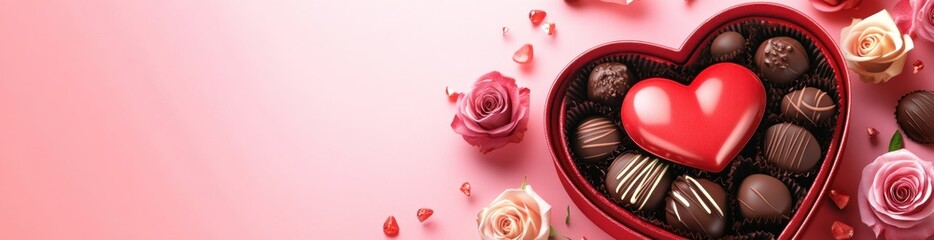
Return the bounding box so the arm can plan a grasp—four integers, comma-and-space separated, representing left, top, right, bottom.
781, 87, 836, 125
755, 37, 809, 85
764, 123, 821, 173
587, 63, 631, 106
573, 117, 622, 162
738, 174, 792, 219
665, 176, 728, 238
710, 31, 745, 58
896, 91, 934, 143
605, 153, 671, 211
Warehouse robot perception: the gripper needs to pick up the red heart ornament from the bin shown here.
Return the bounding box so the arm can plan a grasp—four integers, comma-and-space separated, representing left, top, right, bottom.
620, 63, 766, 173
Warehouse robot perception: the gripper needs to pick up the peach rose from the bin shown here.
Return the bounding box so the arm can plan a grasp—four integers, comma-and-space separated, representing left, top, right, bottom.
859, 149, 934, 239
477, 185, 551, 240
841, 10, 915, 84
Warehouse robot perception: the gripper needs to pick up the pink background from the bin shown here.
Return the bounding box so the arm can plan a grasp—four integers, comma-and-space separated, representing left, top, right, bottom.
0, 0, 931, 239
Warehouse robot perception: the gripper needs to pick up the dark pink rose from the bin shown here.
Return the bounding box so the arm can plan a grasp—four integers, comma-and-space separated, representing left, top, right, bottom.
894, 0, 934, 42
809, 0, 862, 12
451, 72, 530, 154
859, 149, 934, 239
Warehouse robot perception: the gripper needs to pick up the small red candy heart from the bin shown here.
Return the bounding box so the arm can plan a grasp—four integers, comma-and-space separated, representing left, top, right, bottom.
621, 63, 765, 172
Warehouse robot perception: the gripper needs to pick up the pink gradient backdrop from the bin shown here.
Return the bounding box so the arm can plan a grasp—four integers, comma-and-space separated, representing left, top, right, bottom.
0, 0, 931, 239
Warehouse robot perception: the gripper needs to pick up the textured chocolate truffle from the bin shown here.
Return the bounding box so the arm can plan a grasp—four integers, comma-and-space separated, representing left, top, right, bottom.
710, 31, 745, 58
781, 87, 836, 125
573, 117, 622, 162
666, 176, 728, 238
604, 153, 672, 210
738, 174, 792, 219
587, 63, 631, 106
764, 123, 821, 173
755, 37, 809, 85
896, 91, 934, 143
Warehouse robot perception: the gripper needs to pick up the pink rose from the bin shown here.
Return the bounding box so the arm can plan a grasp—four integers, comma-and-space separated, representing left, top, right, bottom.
859, 149, 934, 239
894, 0, 934, 42
451, 71, 530, 154
477, 185, 551, 240
809, 0, 862, 12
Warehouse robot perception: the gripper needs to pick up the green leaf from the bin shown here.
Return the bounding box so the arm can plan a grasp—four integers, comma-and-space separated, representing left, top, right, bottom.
520, 176, 527, 189
889, 130, 904, 152
548, 226, 572, 240
565, 206, 570, 225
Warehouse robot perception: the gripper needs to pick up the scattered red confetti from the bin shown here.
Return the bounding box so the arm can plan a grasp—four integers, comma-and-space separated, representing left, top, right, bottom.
513, 44, 534, 64
383, 216, 399, 236
460, 182, 472, 196
416, 208, 434, 222
867, 127, 878, 137
914, 60, 924, 74
502, 27, 510, 36
445, 87, 461, 103
831, 221, 854, 240
541, 22, 556, 36
829, 190, 850, 209
529, 10, 546, 25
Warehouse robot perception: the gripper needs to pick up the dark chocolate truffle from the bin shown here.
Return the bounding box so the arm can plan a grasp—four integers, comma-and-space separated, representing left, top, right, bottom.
710, 31, 745, 58
896, 91, 934, 143
587, 63, 631, 105
781, 87, 836, 125
573, 117, 622, 162
764, 123, 821, 173
605, 153, 672, 210
665, 176, 728, 238
755, 37, 809, 85
738, 174, 792, 219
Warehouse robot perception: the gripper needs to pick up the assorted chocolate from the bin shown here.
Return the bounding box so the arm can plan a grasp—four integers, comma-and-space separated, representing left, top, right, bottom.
738, 174, 791, 219
605, 153, 672, 211
896, 91, 934, 143
573, 117, 622, 163
764, 123, 820, 173
665, 176, 728, 238
563, 19, 840, 239
587, 62, 631, 106
710, 31, 745, 59
782, 87, 836, 125
755, 37, 809, 85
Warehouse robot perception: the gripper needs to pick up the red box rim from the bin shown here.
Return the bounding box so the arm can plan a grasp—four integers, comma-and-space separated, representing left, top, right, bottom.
544, 3, 851, 239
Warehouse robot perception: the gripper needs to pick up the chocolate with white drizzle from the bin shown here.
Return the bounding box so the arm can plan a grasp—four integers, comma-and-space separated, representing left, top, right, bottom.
763, 123, 820, 173
781, 87, 835, 125
604, 153, 672, 211
573, 117, 622, 163
665, 175, 728, 238
738, 174, 791, 219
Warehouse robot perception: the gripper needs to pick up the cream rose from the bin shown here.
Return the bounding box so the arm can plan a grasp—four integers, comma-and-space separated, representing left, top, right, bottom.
477, 185, 551, 240
841, 10, 915, 83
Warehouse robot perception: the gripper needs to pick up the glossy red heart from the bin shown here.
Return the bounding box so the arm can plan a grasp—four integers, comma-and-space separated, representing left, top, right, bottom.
620, 63, 766, 172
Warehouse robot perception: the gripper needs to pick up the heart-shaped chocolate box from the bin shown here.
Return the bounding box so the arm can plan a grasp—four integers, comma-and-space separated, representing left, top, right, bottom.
545, 3, 850, 239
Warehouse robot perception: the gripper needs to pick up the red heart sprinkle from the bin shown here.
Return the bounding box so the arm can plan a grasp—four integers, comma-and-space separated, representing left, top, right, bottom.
416, 208, 434, 222
867, 127, 878, 136
829, 189, 850, 209
383, 216, 399, 236
529, 10, 546, 25
541, 22, 556, 36
831, 220, 854, 239
914, 60, 924, 74
513, 44, 533, 64
460, 182, 471, 196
